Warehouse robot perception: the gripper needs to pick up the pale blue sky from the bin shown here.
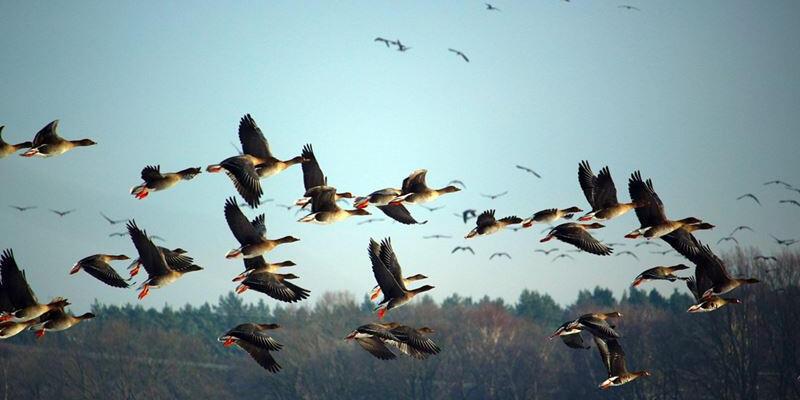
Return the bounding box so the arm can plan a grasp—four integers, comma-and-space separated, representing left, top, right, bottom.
1, 1, 799, 311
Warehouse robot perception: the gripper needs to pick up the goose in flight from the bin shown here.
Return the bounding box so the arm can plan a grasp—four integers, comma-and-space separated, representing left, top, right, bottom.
615, 251, 639, 261
224, 197, 300, 259
631, 264, 689, 287
100, 212, 126, 225
296, 144, 354, 208
368, 238, 434, 319
298, 186, 371, 224
485, 3, 500, 11
489, 252, 511, 260
451, 246, 475, 255
770, 234, 797, 247
535, 248, 559, 255
207, 114, 305, 208
126, 220, 203, 300
522, 207, 582, 228
69, 254, 132, 288
764, 180, 791, 188
50, 209, 76, 217
9, 205, 36, 212
20, 120, 96, 158
552, 254, 574, 262
231, 256, 309, 303
716, 236, 739, 246
345, 323, 440, 360
448, 48, 469, 62
540, 223, 612, 255
594, 337, 650, 389
219, 323, 283, 373
390, 169, 461, 205
130, 165, 201, 200
626, 171, 712, 239
618, 5, 641, 11
577, 161, 638, 221
729, 225, 754, 236
686, 242, 759, 299
736, 193, 761, 205
516, 165, 541, 178
481, 191, 508, 200
465, 210, 522, 238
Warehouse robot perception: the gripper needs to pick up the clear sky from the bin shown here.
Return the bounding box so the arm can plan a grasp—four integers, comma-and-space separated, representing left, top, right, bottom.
1, 1, 799, 311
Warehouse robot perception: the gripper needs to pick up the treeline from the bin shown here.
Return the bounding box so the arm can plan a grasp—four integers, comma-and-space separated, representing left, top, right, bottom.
1, 248, 798, 399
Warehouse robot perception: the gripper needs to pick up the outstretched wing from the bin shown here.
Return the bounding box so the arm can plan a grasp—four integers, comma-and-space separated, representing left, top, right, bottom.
300, 144, 325, 191
224, 197, 264, 246
238, 114, 272, 159
0, 249, 38, 309
32, 120, 60, 147
377, 204, 427, 225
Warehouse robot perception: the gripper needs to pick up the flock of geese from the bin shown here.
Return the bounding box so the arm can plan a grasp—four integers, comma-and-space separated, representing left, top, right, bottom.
0, 110, 781, 388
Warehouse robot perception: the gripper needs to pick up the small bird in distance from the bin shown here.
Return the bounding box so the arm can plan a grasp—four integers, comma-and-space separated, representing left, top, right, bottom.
448, 48, 469, 62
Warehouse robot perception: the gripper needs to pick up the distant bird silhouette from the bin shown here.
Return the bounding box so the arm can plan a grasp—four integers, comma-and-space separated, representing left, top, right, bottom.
615, 251, 639, 261
541, 223, 612, 255
9, 205, 36, 212
729, 225, 754, 236
481, 191, 508, 200
423, 235, 451, 239
451, 246, 475, 255
754, 255, 777, 262
109, 232, 127, 238
634, 241, 661, 248
515, 165, 541, 178
770, 235, 797, 247
535, 248, 559, 255
764, 180, 791, 188
779, 199, 800, 208
100, 212, 126, 225
50, 209, 76, 217
358, 218, 384, 225
650, 249, 674, 256
618, 5, 641, 11
374, 37, 393, 47
276, 204, 295, 211
447, 180, 466, 189
716, 236, 739, 246
150, 235, 166, 242
490, 252, 511, 260
419, 205, 445, 212
485, 3, 500, 11
605, 242, 626, 247
448, 48, 469, 63
736, 193, 761, 205
552, 254, 574, 262
460, 209, 477, 224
